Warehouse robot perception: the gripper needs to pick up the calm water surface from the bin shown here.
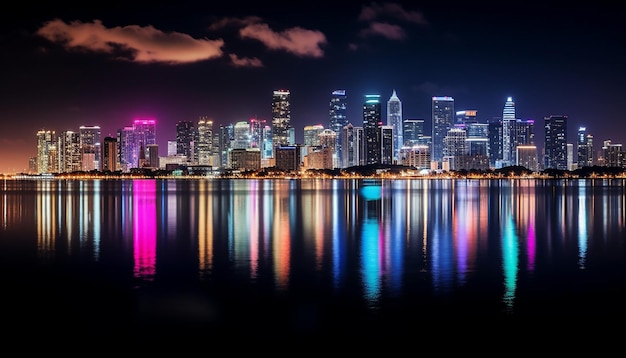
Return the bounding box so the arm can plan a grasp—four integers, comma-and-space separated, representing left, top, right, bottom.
2, 177, 625, 343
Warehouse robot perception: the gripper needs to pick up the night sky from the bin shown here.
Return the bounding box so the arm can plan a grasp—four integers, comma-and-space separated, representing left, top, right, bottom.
1, 1, 624, 173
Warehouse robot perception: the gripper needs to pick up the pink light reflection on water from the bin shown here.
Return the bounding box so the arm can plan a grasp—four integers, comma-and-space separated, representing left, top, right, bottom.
132, 179, 157, 283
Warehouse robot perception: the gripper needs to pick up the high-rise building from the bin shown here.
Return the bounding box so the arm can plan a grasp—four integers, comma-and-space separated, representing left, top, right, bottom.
176, 120, 195, 161
387, 90, 402, 163
146, 143, 159, 169
117, 126, 134, 172
232, 121, 251, 149
36, 129, 57, 174
380, 125, 394, 165
443, 127, 466, 170
465, 122, 490, 171
431, 96, 455, 166
272, 89, 291, 148
304, 124, 325, 147
101, 136, 118, 172
544, 115, 568, 170
341, 123, 361, 168
196, 116, 213, 166
403, 119, 425, 146
488, 117, 503, 168
132, 118, 157, 169
514, 119, 535, 147
248, 117, 264, 149
577, 127, 594, 168
59, 130, 81, 173
601, 140, 624, 167
502, 97, 516, 166
363, 94, 382, 165
79, 125, 101, 171
329, 89, 348, 167
218, 124, 234, 168
516, 145, 539, 171
167, 140, 177, 157
456, 110, 478, 126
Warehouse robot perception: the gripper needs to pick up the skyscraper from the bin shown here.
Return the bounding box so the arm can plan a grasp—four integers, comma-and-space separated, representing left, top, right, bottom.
577, 127, 593, 168
502, 97, 516, 166
387, 90, 402, 163
488, 117, 503, 168
329, 89, 348, 167
232, 121, 251, 149
341, 123, 360, 168
380, 125, 394, 165
59, 130, 81, 173
544, 115, 568, 170
132, 118, 156, 169
176, 120, 195, 161
403, 119, 425, 146
79, 125, 101, 171
363, 94, 382, 165
101, 136, 118, 172
196, 116, 213, 166
431, 96, 455, 166
117, 126, 134, 172
36, 129, 57, 174
304, 124, 325, 147
272, 89, 291, 149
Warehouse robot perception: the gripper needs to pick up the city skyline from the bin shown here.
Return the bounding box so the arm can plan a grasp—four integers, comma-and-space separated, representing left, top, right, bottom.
1, 1, 625, 172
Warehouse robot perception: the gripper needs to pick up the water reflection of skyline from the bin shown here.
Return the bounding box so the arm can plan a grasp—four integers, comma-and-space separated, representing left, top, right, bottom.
2, 178, 625, 315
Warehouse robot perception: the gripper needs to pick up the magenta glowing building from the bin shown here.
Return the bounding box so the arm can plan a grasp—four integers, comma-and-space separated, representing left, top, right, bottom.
117, 118, 157, 172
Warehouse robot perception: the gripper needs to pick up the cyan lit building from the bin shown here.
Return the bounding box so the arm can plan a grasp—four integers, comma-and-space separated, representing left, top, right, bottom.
363, 94, 382, 165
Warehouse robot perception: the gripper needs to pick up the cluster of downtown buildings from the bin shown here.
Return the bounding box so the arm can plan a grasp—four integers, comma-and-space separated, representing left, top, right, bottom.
31, 90, 624, 176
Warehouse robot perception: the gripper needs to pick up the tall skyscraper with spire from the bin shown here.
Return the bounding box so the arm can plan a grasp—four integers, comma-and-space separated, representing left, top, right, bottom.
329, 89, 348, 167
387, 90, 402, 163
502, 96, 516, 166
431, 96, 455, 166
272, 89, 291, 149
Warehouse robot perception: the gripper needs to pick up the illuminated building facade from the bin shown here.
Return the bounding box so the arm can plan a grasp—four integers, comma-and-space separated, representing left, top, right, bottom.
59, 130, 81, 173
195, 116, 213, 166
79, 125, 101, 171
363, 94, 382, 165
577, 127, 594, 168
329, 89, 348, 167
431, 96, 455, 166
502, 97, 516, 166
387, 90, 402, 163
544, 115, 568, 170
101, 136, 118, 172
176, 120, 195, 162
272, 89, 291, 149
36, 129, 57, 174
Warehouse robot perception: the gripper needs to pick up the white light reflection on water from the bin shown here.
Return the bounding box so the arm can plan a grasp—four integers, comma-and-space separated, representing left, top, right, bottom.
578, 182, 588, 270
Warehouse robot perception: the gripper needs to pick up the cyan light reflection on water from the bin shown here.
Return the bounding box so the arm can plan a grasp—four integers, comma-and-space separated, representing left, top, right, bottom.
2, 177, 626, 318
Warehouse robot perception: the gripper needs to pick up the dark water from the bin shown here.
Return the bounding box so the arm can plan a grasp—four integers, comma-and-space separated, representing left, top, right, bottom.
2, 177, 626, 346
